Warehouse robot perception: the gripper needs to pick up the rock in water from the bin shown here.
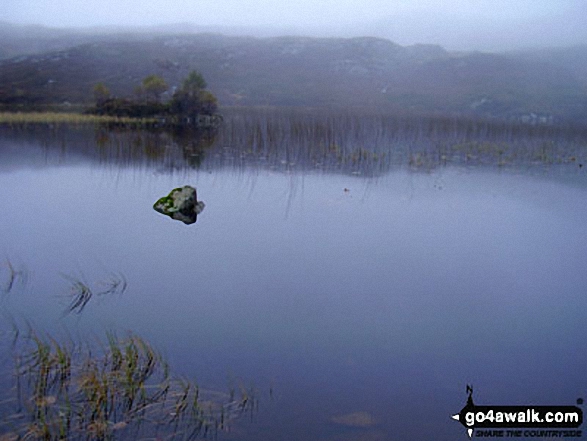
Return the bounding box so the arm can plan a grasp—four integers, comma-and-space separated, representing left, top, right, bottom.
153, 186, 205, 225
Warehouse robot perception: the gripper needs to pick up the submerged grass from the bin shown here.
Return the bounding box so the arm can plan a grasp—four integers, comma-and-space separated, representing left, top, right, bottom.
1, 329, 256, 440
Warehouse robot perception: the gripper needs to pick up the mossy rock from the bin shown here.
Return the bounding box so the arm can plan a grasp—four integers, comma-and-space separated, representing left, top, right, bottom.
153, 185, 205, 225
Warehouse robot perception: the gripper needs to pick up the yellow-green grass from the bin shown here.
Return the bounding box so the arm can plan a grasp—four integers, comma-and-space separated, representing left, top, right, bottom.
1, 329, 256, 440
0, 111, 158, 126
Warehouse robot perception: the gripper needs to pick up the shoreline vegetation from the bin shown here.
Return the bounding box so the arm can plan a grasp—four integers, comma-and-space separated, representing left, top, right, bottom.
1, 107, 586, 132
0, 111, 222, 130
2, 109, 586, 134
0, 111, 159, 126
88, 71, 222, 129
0, 70, 222, 129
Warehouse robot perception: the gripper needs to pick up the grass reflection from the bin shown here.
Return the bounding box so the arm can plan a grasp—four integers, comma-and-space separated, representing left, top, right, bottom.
0, 259, 28, 296
61, 273, 127, 316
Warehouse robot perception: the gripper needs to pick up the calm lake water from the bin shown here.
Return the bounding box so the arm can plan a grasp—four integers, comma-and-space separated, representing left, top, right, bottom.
1, 112, 587, 440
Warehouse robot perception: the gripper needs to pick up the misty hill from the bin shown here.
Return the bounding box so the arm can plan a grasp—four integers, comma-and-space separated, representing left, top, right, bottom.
1, 29, 586, 122
0, 21, 214, 59
508, 46, 587, 90
0, 22, 140, 59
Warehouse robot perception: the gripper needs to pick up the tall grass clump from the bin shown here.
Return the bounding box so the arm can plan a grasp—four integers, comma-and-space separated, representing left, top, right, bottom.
1, 329, 256, 440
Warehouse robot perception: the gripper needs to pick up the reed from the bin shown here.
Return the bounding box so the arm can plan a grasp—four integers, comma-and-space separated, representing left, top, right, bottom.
0, 259, 27, 295
61, 273, 128, 315
2, 109, 585, 176
2, 329, 256, 440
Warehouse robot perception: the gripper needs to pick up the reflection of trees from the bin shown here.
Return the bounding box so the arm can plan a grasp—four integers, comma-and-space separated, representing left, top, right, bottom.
171, 127, 218, 169
91, 126, 219, 169
0, 124, 220, 171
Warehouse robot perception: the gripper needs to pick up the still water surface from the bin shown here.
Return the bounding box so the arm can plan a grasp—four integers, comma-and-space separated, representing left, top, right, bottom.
1, 116, 586, 440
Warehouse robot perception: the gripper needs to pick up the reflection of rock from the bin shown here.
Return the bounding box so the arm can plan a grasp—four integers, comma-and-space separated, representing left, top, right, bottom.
153, 185, 205, 225
331, 411, 377, 428
325, 431, 387, 441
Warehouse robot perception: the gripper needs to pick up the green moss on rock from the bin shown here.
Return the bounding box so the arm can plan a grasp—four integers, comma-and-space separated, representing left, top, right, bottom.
153, 185, 204, 225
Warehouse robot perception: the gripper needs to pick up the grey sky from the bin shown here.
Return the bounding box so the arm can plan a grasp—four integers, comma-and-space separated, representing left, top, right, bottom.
1, 0, 586, 50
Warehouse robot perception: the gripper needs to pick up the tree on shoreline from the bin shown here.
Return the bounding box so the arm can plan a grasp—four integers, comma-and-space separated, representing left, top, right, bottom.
90, 71, 219, 125
181, 71, 207, 93
92, 83, 111, 107
142, 75, 168, 103
170, 71, 218, 120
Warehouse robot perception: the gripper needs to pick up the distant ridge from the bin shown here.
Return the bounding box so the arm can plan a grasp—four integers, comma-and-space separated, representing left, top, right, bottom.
1, 24, 586, 122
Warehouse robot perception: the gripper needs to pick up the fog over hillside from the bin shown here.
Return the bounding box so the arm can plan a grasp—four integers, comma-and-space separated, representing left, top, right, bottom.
2, 0, 586, 123
2, 0, 586, 51
1, 29, 586, 122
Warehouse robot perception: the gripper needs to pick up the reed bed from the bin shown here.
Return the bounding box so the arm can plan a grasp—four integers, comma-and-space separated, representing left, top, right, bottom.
1, 329, 256, 440
213, 108, 587, 174
1, 108, 586, 175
